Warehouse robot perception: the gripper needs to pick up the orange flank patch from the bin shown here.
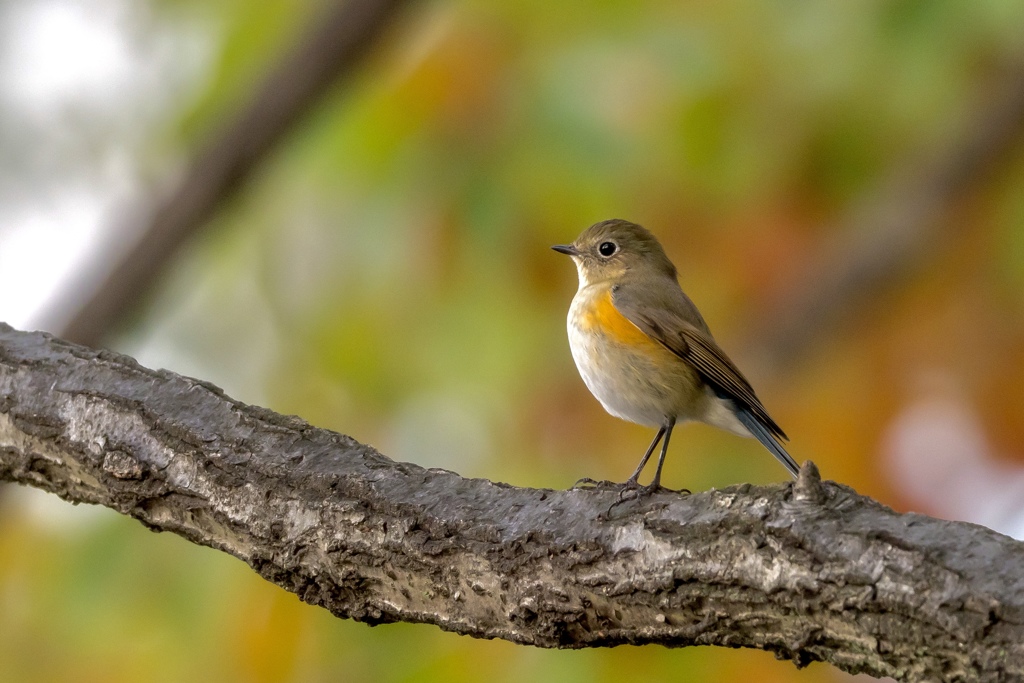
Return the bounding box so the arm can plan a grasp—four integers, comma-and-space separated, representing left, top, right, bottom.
582, 289, 659, 347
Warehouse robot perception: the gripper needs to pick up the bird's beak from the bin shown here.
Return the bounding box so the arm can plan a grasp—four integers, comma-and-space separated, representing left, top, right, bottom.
551, 244, 579, 256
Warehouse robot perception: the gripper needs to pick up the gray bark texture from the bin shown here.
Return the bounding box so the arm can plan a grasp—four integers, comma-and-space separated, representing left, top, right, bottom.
1, 323, 1023, 682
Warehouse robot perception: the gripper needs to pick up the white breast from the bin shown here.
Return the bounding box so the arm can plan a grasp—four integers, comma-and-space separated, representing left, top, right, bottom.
566, 285, 667, 428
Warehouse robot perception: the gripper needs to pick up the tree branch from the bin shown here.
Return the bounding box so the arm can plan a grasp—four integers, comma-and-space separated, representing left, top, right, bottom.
0, 322, 1022, 681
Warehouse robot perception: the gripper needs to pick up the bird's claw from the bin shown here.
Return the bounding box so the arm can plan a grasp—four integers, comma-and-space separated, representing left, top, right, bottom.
605, 480, 689, 513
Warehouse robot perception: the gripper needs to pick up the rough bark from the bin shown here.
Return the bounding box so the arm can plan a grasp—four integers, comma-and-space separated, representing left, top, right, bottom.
0, 322, 1022, 682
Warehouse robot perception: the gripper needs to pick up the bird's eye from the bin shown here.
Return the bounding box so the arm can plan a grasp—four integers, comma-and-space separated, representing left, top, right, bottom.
598, 241, 617, 257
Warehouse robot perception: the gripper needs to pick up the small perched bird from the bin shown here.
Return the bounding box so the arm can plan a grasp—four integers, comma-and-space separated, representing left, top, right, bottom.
553, 219, 799, 491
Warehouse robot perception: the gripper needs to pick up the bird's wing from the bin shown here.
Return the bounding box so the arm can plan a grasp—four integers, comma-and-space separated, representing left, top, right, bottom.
612, 283, 787, 440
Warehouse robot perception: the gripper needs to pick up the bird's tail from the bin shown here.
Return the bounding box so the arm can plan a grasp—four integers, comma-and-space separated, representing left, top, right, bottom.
735, 408, 800, 478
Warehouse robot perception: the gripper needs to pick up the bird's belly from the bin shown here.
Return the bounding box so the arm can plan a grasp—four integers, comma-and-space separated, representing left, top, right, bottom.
567, 293, 705, 427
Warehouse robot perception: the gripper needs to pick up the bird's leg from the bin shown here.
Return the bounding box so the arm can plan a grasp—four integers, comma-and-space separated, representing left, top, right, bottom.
623, 426, 666, 487
646, 417, 676, 490
573, 426, 666, 492
605, 420, 687, 512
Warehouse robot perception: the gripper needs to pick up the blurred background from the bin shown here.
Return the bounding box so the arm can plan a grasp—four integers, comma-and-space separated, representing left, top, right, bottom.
3, 0, 1024, 680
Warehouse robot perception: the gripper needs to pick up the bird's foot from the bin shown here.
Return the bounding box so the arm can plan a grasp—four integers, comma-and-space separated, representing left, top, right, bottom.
605, 479, 689, 513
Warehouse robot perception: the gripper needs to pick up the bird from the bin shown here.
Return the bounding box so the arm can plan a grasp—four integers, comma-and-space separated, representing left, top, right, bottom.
552, 218, 799, 491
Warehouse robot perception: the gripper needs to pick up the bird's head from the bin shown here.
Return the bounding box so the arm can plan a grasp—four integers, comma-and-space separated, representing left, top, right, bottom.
552, 219, 677, 286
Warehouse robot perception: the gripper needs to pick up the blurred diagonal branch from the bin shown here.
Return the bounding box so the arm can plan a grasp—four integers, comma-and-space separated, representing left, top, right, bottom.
1, 323, 1023, 682
748, 64, 1024, 371
54, 0, 409, 347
